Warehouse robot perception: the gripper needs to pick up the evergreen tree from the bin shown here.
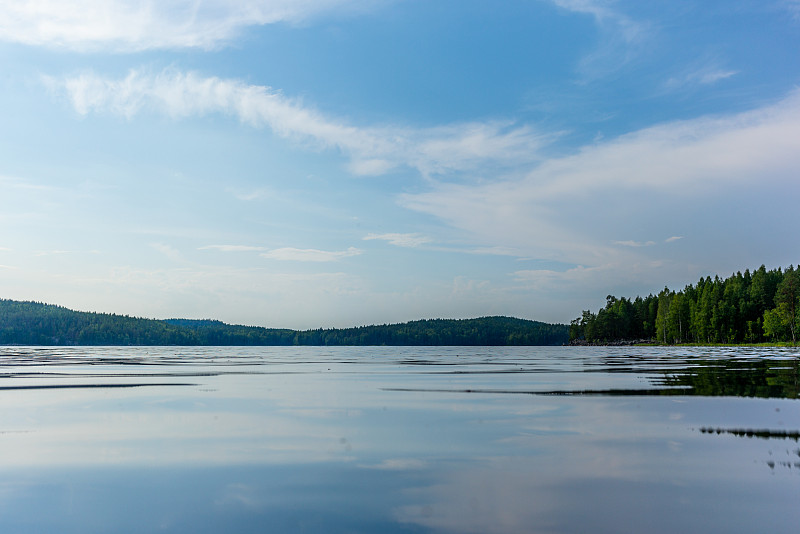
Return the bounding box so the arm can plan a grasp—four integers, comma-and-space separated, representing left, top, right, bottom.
569, 263, 799, 345
774, 266, 799, 344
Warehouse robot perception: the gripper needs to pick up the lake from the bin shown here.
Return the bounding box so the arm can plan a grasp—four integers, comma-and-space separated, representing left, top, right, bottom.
0, 345, 798, 533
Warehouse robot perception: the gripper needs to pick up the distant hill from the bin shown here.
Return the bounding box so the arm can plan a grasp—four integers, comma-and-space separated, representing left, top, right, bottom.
0, 299, 568, 346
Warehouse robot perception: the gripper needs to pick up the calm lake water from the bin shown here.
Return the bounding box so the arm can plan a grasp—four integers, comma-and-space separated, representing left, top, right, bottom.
0, 345, 798, 533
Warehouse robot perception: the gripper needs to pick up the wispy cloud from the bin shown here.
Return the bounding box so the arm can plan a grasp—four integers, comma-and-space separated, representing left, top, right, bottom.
696, 69, 738, 85
0, 175, 57, 192
665, 236, 683, 243
665, 65, 738, 91
199, 245, 266, 252
151, 243, 182, 262
468, 246, 523, 257
513, 264, 608, 292
226, 188, 274, 202
548, 0, 649, 77
360, 458, 427, 470
48, 68, 550, 178
550, 0, 642, 39
613, 240, 655, 248
785, 0, 800, 21
34, 250, 70, 257
401, 90, 800, 267
260, 247, 362, 262
363, 233, 432, 247
0, 0, 370, 52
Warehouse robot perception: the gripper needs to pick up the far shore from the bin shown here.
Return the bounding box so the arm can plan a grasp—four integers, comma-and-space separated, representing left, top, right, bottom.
569, 339, 797, 348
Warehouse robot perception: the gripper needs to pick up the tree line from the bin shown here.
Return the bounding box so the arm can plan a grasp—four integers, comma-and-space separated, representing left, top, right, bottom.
0, 299, 569, 346
569, 264, 800, 344
168, 316, 569, 346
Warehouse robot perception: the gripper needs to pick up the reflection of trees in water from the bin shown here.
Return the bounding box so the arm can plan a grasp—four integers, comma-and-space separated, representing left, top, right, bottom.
654, 359, 800, 399
697, 428, 800, 473
699, 427, 800, 440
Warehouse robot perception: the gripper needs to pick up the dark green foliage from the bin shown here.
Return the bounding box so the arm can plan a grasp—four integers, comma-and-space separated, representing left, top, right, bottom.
570, 264, 800, 344
0, 300, 568, 346
0, 300, 196, 345
658, 358, 800, 398
281, 317, 569, 346
570, 294, 658, 343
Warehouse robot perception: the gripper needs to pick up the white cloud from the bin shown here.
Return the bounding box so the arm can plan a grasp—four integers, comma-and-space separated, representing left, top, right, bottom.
513, 264, 609, 292
665, 66, 738, 91
49, 68, 549, 178
550, 0, 640, 39
451, 276, 491, 297
34, 250, 70, 257
401, 90, 800, 267
361, 458, 427, 470
540, 90, 800, 195
363, 233, 432, 247
614, 240, 655, 247
0, 175, 56, 192
150, 243, 183, 262
548, 0, 648, 77
0, 0, 372, 52
260, 247, 362, 262
226, 187, 275, 202
199, 245, 266, 252
697, 69, 738, 85
468, 246, 523, 257
665, 236, 683, 243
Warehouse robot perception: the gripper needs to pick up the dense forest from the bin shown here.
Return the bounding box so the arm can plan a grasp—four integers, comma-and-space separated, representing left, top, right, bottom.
0, 299, 569, 346
569, 264, 800, 344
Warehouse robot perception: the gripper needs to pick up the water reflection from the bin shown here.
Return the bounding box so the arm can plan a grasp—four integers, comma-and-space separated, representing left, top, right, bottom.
657, 358, 800, 398
699, 427, 800, 440
384, 353, 800, 398
0, 346, 797, 533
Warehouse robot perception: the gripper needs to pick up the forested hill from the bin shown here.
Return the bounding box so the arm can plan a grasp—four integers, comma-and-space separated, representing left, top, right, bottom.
570, 264, 800, 345
0, 299, 568, 346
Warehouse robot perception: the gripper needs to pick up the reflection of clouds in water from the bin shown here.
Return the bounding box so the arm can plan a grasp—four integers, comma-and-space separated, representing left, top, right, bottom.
281, 408, 364, 419
393, 397, 800, 533
394, 462, 560, 534
215, 483, 265, 511
0, 347, 796, 533
359, 458, 427, 470
0, 404, 363, 467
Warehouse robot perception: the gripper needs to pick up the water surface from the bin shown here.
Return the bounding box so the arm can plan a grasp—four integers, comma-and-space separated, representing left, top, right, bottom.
0, 346, 798, 533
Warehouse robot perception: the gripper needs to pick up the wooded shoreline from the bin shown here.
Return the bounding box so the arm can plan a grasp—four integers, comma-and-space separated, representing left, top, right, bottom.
569, 264, 800, 345
0, 299, 569, 346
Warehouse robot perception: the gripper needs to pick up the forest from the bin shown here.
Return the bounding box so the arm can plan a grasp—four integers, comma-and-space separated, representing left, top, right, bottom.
0, 299, 569, 346
569, 264, 800, 344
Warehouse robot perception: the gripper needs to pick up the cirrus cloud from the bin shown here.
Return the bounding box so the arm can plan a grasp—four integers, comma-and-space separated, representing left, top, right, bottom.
47, 68, 551, 178
260, 247, 362, 262
363, 233, 433, 248
0, 0, 375, 52
613, 240, 655, 248
400, 90, 800, 270
199, 245, 267, 252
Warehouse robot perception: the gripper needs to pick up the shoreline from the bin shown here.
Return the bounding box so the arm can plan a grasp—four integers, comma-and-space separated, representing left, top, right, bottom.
569, 339, 797, 348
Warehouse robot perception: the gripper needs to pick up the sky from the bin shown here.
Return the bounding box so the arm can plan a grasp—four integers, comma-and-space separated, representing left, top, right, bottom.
0, 0, 798, 329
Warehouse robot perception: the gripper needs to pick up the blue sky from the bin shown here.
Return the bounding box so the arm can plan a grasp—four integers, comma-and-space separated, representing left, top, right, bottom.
0, 0, 798, 328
